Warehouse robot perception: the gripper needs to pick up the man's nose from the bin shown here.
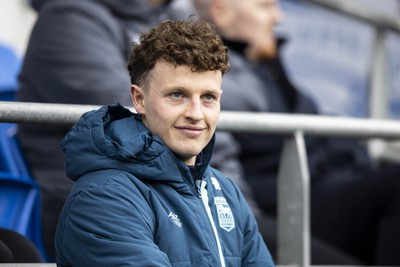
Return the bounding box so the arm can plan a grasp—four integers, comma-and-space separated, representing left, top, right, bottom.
185, 99, 204, 121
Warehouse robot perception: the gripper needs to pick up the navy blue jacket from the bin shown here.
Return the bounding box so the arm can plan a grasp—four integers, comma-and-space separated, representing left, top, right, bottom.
55, 104, 274, 267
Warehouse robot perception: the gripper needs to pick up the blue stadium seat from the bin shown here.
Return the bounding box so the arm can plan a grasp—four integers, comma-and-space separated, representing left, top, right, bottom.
0, 123, 48, 261
0, 174, 47, 262
0, 123, 30, 177
0, 44, 20, 101
0, 174, 40, 240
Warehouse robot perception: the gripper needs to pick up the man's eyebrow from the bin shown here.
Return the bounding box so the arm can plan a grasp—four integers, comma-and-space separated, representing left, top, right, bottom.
203, 88, 223, 94
162, 85, 222, 94
163, 86, 186, 92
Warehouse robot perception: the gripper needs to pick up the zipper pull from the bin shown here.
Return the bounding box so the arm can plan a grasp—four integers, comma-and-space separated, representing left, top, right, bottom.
196, 180, 202, 198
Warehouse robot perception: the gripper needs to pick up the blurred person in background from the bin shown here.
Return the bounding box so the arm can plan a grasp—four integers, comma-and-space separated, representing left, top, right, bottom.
17, 0, 187, 260
193, 0, 400, 264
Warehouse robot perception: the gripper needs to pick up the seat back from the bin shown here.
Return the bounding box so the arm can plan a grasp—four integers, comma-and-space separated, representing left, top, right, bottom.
0, 123, 48, 261
0, 175, 40, 238
0, 123, 30, 177
0, 44, 20, 101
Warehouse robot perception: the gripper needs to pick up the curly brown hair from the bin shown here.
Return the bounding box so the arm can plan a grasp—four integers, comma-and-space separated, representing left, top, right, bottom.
127, 17, 230, 89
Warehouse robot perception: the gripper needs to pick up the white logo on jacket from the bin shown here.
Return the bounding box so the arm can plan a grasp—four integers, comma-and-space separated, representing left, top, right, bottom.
211, 177, 221, 190
168, 212, 182, 228
214, 196, 235, 232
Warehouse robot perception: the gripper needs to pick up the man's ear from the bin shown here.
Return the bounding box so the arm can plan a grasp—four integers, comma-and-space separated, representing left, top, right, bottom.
130, 84, 145, 114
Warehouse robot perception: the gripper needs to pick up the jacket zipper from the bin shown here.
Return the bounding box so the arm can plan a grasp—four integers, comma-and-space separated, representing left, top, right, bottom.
199, 180, 226, 267
182, 163, 225, 266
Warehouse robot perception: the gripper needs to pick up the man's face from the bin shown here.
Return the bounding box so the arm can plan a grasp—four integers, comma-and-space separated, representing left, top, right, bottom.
131, 61, 223, 166
222, 0, 284, 60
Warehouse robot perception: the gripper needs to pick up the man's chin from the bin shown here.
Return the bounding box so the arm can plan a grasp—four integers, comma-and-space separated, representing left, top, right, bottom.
246, 44, 278, 61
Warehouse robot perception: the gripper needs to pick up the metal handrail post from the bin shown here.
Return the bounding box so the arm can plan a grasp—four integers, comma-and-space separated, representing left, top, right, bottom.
277, 131, 310, 267
370, 29, 389, 120
368, 28, 390, 161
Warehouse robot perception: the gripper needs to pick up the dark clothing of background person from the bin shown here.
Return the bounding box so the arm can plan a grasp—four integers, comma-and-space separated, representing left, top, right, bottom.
16, 0, 183, 259
212, 39, 400, 265
213, 132, 364, 265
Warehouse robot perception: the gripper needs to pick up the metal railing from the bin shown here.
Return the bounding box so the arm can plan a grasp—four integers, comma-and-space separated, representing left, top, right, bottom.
2, 101, 400, 266
3, 101, 400, 137
307, 0, 400, 31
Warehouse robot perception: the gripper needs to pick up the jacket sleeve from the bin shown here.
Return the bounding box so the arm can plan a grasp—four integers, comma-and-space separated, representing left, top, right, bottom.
18, 2, 132, 106
55, 178, 172, 266
241, 207, 275, 266
226, 178, 275, 267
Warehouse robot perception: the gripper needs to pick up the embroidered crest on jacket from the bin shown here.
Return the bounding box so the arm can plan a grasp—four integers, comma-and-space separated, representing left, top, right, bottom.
214, 196, 235, 232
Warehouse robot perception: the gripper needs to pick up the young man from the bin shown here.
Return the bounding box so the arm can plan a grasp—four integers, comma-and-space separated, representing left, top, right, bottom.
54, 18, 274, 267
193, 0, 400, 264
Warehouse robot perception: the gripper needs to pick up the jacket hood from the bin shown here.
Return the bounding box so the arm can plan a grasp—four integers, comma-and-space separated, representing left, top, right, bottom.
62, 104, 215, 184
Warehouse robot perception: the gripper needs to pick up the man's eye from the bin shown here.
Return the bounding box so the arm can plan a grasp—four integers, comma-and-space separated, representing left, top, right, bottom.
171, 92, 183, 98
203, 94, 216, 101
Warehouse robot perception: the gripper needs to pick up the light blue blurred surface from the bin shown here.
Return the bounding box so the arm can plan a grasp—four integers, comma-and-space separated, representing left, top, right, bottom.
278, 0, 400, 119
